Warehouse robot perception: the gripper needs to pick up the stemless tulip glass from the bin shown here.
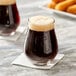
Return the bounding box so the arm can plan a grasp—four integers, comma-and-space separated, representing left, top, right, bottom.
0, 0, 20, 36
24, 16, 58, 65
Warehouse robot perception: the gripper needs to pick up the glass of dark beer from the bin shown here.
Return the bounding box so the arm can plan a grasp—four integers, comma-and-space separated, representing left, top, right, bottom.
24, 16, 58, 65
0, 0, 20, 36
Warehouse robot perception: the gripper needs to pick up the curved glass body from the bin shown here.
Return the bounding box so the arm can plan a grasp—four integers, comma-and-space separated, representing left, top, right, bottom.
24, 16, 58, 65
0, 0, 20, 36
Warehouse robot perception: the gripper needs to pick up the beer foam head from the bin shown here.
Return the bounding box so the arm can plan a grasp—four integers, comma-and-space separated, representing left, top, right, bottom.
0, 0, 16, 5
29, 15, 55, 32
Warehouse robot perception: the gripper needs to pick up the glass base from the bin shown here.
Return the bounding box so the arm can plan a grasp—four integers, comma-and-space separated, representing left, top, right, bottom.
33, 62, 47, 66
0, 31, 15, 36
28, 58, 49, 66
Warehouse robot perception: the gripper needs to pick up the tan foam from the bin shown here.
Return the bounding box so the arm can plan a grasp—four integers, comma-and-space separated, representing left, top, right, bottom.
0, 0, 16, 5
29, 16, 55, 32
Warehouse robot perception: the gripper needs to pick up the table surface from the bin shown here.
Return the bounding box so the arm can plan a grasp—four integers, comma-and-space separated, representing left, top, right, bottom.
0, 0, 76, 76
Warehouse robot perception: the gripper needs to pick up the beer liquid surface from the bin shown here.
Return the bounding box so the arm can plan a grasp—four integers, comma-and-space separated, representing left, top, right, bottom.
25, 16, 58, 61
0, 0, 20, 35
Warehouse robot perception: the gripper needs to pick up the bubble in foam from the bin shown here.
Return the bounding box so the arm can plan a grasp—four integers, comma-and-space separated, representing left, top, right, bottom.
29, 15, 55, 32
0, 0, 16, 5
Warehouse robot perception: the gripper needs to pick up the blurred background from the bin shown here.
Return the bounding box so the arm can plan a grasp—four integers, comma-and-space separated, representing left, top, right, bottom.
16, 0, 50, 19
17, 0, 48, 5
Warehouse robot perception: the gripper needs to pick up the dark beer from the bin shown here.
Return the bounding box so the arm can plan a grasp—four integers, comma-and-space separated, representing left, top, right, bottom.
25, 16, 58, 65
0, 0, 20, 36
